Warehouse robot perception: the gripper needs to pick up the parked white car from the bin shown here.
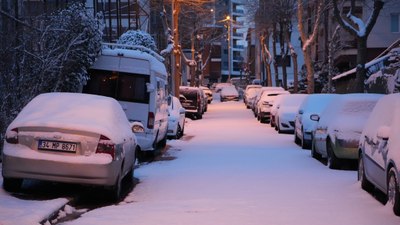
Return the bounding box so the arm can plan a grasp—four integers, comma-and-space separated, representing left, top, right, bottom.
2, 93, 137, 202
167, 95, 186, 139
294, 94, 338, 149
274, 94, 308, 133
256, 89, 290, 123
358, 93, 400, 216
252, 87, 285, 117
244, 84, 262, 108
311, 93, 383, 169
83, 43, 169, 160
220, 86, 239, 102
269, 94, 285, 128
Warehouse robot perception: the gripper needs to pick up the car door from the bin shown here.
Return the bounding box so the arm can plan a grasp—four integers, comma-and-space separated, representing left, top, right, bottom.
362, 102, 392, 191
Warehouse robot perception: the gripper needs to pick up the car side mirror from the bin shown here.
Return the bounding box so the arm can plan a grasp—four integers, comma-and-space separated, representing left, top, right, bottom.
146, 83, 155, 93
310, 114, 320, 121
377, 126, 390, 141
298, 109, 304, 115
179, 108, 186, 114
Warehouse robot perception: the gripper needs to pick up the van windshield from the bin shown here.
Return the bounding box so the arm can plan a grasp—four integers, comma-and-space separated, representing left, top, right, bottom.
83, 69, 150, 104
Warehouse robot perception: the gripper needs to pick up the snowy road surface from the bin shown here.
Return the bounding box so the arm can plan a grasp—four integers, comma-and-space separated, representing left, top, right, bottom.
1, 98, 400, 225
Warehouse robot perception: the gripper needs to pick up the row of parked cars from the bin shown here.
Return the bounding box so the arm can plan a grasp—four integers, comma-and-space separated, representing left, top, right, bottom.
243, 85, 400, 216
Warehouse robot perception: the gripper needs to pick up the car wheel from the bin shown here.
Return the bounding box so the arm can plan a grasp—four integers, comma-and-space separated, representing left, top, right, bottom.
301, 132, 310, 149
294, 130, 301, 145
388, 168, 400, 216
176, 125, 182, 139
358, 153, 373, 192
3, 178, 23, 192
277, 119, 282, 134
110, 175, 122, 202
311, 140, 321, 160
327, 140, 340, 169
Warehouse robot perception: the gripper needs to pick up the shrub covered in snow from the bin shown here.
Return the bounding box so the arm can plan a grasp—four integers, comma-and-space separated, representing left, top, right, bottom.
117, 30, 158, 52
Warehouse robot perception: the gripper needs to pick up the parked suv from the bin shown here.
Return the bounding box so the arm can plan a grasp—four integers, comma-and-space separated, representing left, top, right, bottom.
179, 86, 205, 119
358, 93, 400, 216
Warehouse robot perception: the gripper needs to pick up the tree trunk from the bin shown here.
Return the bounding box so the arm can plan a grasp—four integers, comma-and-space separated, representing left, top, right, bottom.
272, 24, 279, 87
304, 47, 314, 94
292, 51, 298, 93
352, 37, 367, 93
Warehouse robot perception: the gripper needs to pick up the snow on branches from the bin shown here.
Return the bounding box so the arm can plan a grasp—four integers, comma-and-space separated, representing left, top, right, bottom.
117, 30, 158, 52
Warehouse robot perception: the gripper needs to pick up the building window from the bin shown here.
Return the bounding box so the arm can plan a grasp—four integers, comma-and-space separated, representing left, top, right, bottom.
391, 14, 399, 33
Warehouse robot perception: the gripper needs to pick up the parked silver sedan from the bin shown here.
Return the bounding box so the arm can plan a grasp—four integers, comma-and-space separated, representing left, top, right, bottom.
2, 93, 137, 202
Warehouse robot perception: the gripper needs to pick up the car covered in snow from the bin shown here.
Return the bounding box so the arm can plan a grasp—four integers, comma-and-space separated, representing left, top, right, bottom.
2, 93, 137, 202
252, 87, 285, 118
167, 95, 186, 139
200, 86, 213, 103
358, 93, 400, 216
294, 94, 338, 149
220, 85, 239, 102
311, 93, 383, 169
256, 89, 290, 123
274, 94, 308, 133
179, 86, 205, 119
244, 84, 262, 108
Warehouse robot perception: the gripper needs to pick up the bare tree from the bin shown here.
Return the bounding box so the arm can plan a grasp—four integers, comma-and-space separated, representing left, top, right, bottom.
297, 0, 323, 94
332, 0, 384, 92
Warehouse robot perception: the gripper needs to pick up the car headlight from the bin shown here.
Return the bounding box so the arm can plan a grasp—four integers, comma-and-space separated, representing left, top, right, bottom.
130, 121, 145, 133
314, 127, 327, 135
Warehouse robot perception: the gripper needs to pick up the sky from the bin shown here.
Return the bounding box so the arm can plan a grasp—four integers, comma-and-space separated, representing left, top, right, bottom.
1, 94, 400, 225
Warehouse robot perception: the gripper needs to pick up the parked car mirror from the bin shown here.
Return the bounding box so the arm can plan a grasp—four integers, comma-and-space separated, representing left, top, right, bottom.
377, 125, 390, 141
146, 83, 155, 93
310, 114, 320, 121
298, 109, 304, 115
179, 108, 186, 114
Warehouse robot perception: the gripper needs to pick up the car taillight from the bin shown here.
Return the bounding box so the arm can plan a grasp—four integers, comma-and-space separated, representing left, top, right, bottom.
96, 135, 115, 160
6, 128, 19, 144
148, 112, 155, 129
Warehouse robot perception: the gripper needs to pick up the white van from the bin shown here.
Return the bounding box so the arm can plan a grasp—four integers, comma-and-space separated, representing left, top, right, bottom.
83, 43, 169, 160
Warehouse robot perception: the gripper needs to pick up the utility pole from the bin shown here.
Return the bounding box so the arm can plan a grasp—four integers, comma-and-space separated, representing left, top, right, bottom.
172, 0, 181, 97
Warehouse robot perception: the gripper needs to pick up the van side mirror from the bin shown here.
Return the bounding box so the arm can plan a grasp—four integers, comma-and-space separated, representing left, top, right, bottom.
310, 114, 320, 121
377, 126, 390, 141
146, 83, 155, 93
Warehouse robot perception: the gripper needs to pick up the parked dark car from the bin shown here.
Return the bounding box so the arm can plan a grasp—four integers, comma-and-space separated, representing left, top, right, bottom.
179, 86, 205, 119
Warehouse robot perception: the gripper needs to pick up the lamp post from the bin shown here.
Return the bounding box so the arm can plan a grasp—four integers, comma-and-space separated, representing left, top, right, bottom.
226, 15, 231, 82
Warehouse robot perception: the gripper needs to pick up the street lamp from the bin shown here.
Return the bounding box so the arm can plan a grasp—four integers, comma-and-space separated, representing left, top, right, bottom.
226, 15, 231, 81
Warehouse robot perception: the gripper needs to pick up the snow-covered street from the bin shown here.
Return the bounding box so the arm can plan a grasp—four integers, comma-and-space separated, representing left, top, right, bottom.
1, 98, 400, 225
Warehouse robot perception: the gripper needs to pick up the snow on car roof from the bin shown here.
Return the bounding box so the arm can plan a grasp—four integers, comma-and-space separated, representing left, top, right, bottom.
101, 47, 167, 75
299, 94, 339, 114
7, 92, 132, 143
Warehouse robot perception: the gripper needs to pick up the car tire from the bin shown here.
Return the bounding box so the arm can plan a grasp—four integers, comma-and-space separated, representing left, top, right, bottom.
197, 112, 203, 119
311, 140, 321, 160
358, 153, 373, 192
110, 174, 122, 203
3, 178, 23, 192
388, 168, 400, 216
327, 140, 340, 169
294, 130, 301, 145
301, 132, 310, 149
277, 119, 282, 134
176, 125, 182, 139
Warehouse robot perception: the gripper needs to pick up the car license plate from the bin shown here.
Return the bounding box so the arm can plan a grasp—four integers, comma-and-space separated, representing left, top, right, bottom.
38, 140, 78, 153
